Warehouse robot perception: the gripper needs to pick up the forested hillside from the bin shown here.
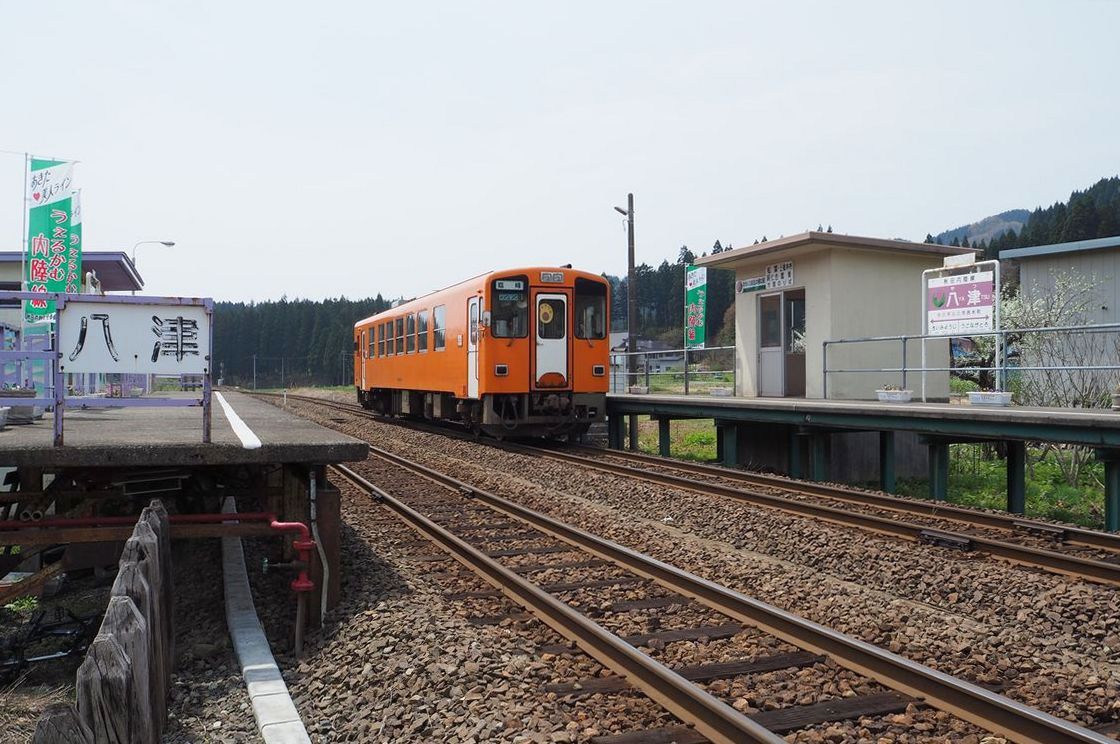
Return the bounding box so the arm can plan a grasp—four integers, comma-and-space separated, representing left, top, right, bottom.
926, 176, 1120, 259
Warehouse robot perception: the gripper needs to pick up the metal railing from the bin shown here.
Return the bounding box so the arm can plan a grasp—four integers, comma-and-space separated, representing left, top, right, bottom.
610, 345, 735, 396
822, 322, 1120, 400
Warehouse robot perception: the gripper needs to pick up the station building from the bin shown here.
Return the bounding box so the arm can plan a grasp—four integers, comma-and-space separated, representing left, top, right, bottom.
694, 232, 976, 401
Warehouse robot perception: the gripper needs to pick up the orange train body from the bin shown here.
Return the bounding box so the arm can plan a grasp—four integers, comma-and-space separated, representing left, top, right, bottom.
354, 267, 610, 436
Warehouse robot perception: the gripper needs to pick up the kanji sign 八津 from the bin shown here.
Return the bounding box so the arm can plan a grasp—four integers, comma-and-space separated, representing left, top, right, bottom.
925, 270, 995, 336
58, 300, 211, 375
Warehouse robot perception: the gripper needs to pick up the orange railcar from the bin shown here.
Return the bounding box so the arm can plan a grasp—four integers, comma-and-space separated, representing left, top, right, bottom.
354, 267, 609, 436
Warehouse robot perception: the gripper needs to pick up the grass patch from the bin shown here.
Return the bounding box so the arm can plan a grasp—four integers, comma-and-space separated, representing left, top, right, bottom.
632, 416, 719, 462
3, 596, 38, 613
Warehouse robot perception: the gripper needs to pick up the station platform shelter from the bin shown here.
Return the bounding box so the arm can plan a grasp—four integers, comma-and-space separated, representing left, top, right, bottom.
0, 390, 368, 628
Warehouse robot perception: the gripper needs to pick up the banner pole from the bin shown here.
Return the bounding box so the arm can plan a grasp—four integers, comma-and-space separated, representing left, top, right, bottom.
19, 153, 28, 387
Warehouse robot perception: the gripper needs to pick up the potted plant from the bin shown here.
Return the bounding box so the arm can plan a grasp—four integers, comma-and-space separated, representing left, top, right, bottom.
968, 388, 1013, 406
876, 384, 912, 403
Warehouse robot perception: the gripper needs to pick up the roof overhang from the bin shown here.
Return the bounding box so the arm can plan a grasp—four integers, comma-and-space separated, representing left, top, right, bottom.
999, 234, 1120, 261
696, 231, 978, 270
0, 251, 143, 292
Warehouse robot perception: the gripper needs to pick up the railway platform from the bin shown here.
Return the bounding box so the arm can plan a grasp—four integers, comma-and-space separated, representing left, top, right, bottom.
607, 393, 1120, 530
0, 390, 368, 628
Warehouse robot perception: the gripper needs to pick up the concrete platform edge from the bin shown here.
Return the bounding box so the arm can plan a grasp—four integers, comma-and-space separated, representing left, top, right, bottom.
221, 497, 311, 744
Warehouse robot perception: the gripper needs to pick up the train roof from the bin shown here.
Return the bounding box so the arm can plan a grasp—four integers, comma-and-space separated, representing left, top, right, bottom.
354, 266, 607, 327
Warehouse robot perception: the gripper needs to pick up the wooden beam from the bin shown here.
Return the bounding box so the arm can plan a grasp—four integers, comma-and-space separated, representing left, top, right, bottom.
0, 561, 63, 604
0, 522, 277, 546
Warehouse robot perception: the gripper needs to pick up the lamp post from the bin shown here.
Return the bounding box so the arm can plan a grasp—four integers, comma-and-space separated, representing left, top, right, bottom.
614, 194, 639, 450
130, 240, 175, 295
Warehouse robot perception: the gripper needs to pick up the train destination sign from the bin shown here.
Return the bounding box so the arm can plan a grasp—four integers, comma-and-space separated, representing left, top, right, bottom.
58, 299, 211, 375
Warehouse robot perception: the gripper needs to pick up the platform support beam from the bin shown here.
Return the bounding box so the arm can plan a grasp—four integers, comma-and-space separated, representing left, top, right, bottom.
717, 420, 738, 468
608, 414, 624, 450
628, 414, 639, 451
1096, 449, 1120, 532
1006, 440, 1026, 515
927, 440, 950, 501
878, 431, 896, 493
657, 418, 671, 458
808, 433, 828, 482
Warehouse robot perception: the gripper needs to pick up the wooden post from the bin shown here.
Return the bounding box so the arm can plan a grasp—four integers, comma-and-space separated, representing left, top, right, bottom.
657, 417, 671, 457
76, 635, 133, 744
140, 503, 173, 685
113, 536, 166, 735
100, 595, 156, 743
32, 703, 93, 744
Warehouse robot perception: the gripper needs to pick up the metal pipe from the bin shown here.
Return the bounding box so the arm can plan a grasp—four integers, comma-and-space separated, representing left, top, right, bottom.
309, 470, 329, 620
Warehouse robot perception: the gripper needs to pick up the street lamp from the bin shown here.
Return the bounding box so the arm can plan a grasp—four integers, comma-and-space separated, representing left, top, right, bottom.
130, 240, 175, 295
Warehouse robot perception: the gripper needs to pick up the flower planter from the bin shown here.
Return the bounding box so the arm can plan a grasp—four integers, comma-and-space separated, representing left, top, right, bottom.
876, 389, 912, 403
968, 391, 1012, 407
1111, 393, 1120, 411
627, 385, 649, 395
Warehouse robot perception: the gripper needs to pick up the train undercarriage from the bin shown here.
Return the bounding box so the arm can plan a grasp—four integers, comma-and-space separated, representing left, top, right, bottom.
356, 388, 605, 438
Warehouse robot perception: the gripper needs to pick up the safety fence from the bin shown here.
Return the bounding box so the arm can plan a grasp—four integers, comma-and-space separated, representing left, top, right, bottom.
610, 345, 735, 396
822, 322, 1120, 402
32, 500, 174, 744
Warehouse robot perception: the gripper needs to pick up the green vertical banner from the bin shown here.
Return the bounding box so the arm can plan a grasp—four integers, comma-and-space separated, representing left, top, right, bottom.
25, 158, 75, 317
67, 189, 82, 293
684, 265, 707, 349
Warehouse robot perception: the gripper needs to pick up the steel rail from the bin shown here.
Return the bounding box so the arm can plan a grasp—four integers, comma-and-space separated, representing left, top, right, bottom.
330, 464, 781, 744
257, 392, 1120, 585
561, 443, 1120, 555
346, 446, 1109, 744
493, 439, 1120, 587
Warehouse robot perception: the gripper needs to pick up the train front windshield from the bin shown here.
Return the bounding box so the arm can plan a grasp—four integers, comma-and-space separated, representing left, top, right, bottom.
574, 278, 607, 339
491, 276, 529, 338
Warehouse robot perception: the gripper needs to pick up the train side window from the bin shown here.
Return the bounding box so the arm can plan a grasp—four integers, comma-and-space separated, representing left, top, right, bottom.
384, 322, 392, 355
574, 278, 607, 339
491, 275, 529, 338
433, 305, 446, 351
366, 330, 373, 359
417, 310, 429, 352
395, 317, 404, 354
406, 314, 416, 353
469, 300, 479, 344
377, 324, 385, 357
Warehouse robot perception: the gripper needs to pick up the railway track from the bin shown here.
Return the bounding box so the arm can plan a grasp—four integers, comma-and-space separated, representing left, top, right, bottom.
331, 446, 1110, 743
257, 392, 1120, 587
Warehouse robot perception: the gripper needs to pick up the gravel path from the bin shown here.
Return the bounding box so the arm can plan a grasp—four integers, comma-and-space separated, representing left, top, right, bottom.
272, 395, 1120, 735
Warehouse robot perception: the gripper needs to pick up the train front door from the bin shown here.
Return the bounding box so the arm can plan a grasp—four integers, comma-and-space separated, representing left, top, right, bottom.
533, 292, 568, 388
467, 296, 480, 398
360, 330, 367, 388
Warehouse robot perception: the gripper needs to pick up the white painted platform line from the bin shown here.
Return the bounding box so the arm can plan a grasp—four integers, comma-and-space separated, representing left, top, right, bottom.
215, 392, 263, 450
221, 497, 311, 744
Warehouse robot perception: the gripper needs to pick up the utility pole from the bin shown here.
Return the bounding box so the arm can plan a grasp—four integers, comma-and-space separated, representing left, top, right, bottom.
252, 354, 257, 390
615, 193, 639, 450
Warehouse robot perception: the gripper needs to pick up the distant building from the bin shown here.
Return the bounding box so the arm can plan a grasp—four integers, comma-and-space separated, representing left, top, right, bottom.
1000, 235, 1120, 325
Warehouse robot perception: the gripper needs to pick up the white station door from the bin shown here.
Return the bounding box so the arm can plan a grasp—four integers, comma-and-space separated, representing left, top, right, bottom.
467, 297, 480, 398
534, 293, 568, 387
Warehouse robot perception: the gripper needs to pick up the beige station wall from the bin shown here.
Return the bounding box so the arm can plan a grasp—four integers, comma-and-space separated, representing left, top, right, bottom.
825, 248, 950, 400
732, 246, 951, 400
734, 249, 833, 397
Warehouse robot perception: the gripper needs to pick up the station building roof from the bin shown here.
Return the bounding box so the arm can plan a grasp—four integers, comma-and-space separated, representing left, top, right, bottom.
695, 231, 977, 270
999, 234, 1120, 261
0, 251, 143, 292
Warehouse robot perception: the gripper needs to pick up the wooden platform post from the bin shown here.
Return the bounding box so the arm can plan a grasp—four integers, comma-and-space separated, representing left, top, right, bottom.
627, 414, 639, 451
1006, 440, 1026, 515
607, 414, 624, 450
808, 433, 828, 482
927, 440, 950, 501
879, 431, 896, 493
1097, 449, 1120, 532
787, 430, 802, 479
657, 417, 671, 457
716, 420, 738, 468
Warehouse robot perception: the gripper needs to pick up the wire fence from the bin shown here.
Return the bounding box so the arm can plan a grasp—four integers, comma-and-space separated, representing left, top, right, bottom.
609, 345, 735, 395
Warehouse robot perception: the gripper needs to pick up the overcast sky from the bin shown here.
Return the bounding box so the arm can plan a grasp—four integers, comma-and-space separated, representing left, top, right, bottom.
1, 1, 1118, 302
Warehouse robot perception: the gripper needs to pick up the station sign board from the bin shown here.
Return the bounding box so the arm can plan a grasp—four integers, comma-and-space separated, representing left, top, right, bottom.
736, 260, 795, 294
58, 299, 211, 375
685, 266, 707, 349
924, 269, 995, 336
